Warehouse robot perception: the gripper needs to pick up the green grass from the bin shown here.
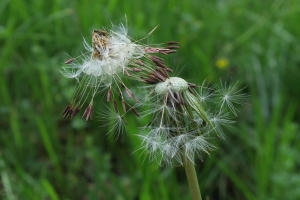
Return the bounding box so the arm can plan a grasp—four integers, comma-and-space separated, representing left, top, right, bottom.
1, 0, 300, 199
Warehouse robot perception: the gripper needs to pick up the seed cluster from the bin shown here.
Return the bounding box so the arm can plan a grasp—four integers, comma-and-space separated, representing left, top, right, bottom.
61, 24, 180, 121
61, 23, 247, 165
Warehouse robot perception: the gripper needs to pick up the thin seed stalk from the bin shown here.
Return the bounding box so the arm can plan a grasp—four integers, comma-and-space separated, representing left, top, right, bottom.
182, 151, 202, 200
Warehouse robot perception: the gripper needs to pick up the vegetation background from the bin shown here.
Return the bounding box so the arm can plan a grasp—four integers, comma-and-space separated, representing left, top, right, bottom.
1, 0, 300, 199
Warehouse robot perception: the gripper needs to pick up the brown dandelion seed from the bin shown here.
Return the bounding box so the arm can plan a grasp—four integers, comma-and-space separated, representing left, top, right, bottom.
144, 72, 161, 84
132, 94, 139, 103
188, 82, 197, 88
71, 107, 80, 118
148, 73, 159, 80
107, 88, 112, 102
159, 50, 168, 55
144, 78, 159, 84
162, 68, 170, 78
62, 104, 72, 116
152, 58, 164, 65
153, 60, 167, 69
67, 110, 74, 118
188, 87, 196, 95
151, 55, 164, 62
63, 109, 72, 119
168, 92, 176, 104
156, 69, 168, 79
167, 45, 180, 49
165, 50, 177, 54
62, 104, 74, 119
151, 56, 164, 64
154, 71, 167, 82
165, 68, 174, 73
172, 92, 178, 104
131, 108, 140, 117
125, 69, 130, 76
136, 59, 144, 66
145, 47, 160, 53
113, 100, 119, 113
64, 58, 74, 64
121, 116, 128, 125
176, 93, 184, 105
82, 106, 93, 121
133, 68, 142, 72
125, 88, 132, 98
148, 75, 160, 83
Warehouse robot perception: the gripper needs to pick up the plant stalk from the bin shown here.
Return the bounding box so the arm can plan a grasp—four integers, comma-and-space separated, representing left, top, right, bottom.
183, 157, 202, 200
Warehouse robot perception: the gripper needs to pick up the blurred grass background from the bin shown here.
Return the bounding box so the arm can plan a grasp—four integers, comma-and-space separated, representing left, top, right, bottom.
1, 0, 300, 199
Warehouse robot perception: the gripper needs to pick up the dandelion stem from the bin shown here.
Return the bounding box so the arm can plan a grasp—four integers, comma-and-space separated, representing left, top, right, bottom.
183, 156, 202, 200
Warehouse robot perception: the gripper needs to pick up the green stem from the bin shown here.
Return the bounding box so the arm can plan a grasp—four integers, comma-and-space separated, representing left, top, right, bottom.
183, 157, 202, 200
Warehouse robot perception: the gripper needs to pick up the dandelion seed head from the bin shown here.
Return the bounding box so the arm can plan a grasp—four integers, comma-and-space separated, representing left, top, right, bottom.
137, 74, 247, 166
61, 22, 178, 121
64, 26, 145, 80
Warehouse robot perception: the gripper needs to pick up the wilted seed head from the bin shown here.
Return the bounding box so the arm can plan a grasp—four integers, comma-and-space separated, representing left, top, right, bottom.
61, 23, 179, 122
137, 74, 247, 165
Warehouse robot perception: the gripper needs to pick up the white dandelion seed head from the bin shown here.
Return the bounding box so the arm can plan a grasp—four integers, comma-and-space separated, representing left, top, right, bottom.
61, 23, 175, 116
136, 77, 247, 166
155, 77, 189, 95
62, 23, 147, 83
